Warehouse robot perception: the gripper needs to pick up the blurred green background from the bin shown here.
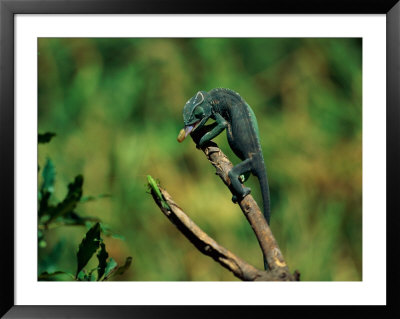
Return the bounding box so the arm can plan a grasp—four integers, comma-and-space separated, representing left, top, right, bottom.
38, 38, 362, 281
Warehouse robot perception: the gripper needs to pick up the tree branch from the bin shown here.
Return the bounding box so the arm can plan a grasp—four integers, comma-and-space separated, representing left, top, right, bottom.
198, 141, 296, 280
149, 138, 299, 281
151, 188, 277, 281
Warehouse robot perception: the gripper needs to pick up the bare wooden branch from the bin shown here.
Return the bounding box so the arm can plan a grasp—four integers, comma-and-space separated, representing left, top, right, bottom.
199, 141, 295, 280
149, 135, 299, 281
151, 187, 283, 281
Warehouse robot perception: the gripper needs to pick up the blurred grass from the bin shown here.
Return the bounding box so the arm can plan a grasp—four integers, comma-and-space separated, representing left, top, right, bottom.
38, 38, 362, 281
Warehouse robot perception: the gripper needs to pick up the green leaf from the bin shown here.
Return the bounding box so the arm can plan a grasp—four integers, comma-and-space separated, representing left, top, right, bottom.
38, 132, 56, 144
38, 191, 52, 218
68, 175, 84, 194
38, 159, 55, 218
77, 270, 86, 281
76, 222, 101, 278
41, 158, 55, 194
39, 239, 65, 272
38, 271, 74, 281
96, 242, 109, 281
88, 267, 98, 281
47, 175, 84, 224
102, 258, 118, 281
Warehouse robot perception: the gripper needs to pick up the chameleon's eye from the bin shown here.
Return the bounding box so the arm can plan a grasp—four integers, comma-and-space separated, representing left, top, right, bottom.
194, 106, 204, 118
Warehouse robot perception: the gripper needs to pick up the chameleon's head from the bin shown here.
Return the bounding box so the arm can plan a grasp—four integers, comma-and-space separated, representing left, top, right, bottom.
177, 91, 212, 142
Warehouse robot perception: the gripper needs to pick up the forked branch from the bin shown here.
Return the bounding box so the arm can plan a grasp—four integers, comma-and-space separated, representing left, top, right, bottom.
149, 140, 299, 281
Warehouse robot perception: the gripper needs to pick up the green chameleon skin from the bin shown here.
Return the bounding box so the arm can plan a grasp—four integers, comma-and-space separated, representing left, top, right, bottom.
180, 88, 271, 227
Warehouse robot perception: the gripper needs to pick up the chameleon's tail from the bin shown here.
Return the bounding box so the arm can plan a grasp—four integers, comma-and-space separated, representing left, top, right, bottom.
256, 166, 271, 225
255, 165, 271, 270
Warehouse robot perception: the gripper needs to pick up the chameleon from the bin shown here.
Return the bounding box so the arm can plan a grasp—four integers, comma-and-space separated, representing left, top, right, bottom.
177, 88, 271, 227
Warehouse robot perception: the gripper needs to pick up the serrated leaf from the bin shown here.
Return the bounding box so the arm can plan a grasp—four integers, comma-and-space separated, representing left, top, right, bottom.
47, 175, 84, 224
96, 242, 109, 281
76, 222, 101, 278
102, 258, 118, 281
38, 132, 56, 144
41, 158, 55, 194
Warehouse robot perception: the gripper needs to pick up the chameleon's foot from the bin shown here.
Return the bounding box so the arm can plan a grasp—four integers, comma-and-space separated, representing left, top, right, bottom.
196, 139, 207, 149
242, 187, 251, 198
232, 195, 238, 203
232, 187, 251, 203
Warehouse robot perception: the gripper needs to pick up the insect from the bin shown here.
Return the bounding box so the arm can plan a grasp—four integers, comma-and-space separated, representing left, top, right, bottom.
147, 175, 170, 210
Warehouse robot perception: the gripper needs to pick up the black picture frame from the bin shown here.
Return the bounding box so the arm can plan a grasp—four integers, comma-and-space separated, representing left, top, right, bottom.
1, 0, 399, 317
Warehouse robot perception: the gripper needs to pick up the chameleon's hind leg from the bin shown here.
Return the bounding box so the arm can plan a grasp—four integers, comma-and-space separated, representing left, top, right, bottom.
235, 172, 251, 202
229, 159, 252, 203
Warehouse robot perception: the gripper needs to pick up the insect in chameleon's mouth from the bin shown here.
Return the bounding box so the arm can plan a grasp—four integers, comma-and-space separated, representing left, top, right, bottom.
189, 121, 201, 133
177, 121, 200, 143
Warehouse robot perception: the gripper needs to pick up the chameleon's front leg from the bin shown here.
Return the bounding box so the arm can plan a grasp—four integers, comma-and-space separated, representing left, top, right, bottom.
190, 122, 218, 146
198, 113, 228, 147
